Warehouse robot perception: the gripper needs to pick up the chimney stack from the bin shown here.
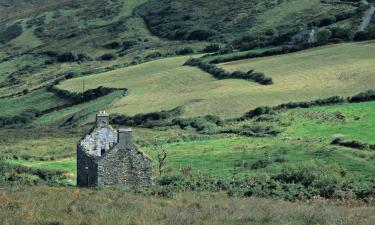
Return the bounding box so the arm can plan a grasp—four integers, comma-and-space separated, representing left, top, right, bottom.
118, 128, 132, 149
96, 111, 109, 128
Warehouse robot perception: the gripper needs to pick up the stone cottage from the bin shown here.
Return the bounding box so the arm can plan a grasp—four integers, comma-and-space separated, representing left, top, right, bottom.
77, 111, 152, 187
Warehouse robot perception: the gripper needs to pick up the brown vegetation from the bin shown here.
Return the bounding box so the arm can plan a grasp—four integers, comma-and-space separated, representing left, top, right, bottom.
0, 186, 374, 225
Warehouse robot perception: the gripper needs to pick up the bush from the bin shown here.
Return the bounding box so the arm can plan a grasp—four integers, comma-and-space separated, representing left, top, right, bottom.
77, 53, 92, 62
175, 47, 193, 55
111, 107, 183, 128
203, 44, 220, 53
348, 90, 375, 102
0, 23, 23, 43
187, 29, 214, 41
122, 40, 137, 50
103, 41, 121, 49
57, 52, 77, 62
330, 27, 354, 41
331, 137, 371, 150
317, 28, 332, 44
99, 53, 116, 61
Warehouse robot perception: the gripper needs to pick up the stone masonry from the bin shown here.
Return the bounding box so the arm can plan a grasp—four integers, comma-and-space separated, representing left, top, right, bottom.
77, 111, 152, 187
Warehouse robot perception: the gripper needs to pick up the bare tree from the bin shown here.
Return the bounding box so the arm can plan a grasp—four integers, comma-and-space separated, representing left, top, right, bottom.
153, 141, 167, 176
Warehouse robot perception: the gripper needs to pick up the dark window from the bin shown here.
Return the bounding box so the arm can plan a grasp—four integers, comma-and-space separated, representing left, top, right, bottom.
101, 149, 105, 156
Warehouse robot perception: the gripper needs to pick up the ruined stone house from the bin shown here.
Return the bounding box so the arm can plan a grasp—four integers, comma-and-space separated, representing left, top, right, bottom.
77, 111, 152, 187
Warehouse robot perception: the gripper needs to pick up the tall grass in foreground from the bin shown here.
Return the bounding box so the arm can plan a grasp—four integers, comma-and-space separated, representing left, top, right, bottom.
0, 186, 374, 225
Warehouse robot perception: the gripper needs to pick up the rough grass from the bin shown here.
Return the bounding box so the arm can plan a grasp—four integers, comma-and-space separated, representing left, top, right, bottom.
58, 42, 375, 118
0, 187, 373, 225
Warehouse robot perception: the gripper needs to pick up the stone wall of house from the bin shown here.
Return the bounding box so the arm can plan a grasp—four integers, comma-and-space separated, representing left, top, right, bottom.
77, 145, 98, 187
97, 143, 152, 187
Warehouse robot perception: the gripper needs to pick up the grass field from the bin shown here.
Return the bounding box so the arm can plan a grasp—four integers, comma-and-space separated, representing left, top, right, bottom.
0, 88, 68, 117
35, 90, 124, 126
6, 101, 375, 185
58, 42, 375, 118
2, 187, 374, 225
281, 101, 375, 143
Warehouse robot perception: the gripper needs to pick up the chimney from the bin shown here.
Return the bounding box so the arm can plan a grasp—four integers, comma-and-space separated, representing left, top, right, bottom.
118, 128, 132, 149
96, 111, 109, 128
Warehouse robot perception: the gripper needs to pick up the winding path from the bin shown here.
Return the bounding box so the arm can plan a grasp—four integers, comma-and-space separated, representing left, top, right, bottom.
360, 0, 375, 31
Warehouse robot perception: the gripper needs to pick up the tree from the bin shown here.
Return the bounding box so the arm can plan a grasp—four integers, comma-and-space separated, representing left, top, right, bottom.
153, 141, 167, 176
317, 28, 332, 44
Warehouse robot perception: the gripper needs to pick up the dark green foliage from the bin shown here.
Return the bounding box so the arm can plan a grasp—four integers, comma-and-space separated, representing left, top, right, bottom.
331, 137, 373, 150
187, 29, 214, 41
317, 28, 332, 44
203, 44, 220, 53
184, 58, 273, 85
77, 53, 92, 62
0, 23, 22, 43
0, 160, 67, 186
250, 159, 272, 170
243, 107, 273, 119
0, 109, 40, 127
173, 116, 223, 132
111, 107, 183, 128
144, 51, 163, 60
57, 52, 77, 63
150, 161, 374, 200
99, 53, 116, 61
241, 90, 375, 120
103, 41, 121, 49
348, 90, 375, 102
330, 26, 355, 41
175, 47, 193, 55
122, 40, 137, 50
206, 46, 301, 64
49, 86, 126, 103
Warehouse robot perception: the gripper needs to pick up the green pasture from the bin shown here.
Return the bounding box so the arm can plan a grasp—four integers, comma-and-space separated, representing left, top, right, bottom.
280, 101, 375, 143
58, 42, 375, 118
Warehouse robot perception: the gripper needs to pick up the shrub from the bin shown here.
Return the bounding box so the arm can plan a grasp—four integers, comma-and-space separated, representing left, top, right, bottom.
317, 28, 332, 44
0, 23, 23, 43
175, 47, 193, 55
122, 40, 137, 50
99, 53, 116, 61
57, 52, 77, 62
318, 16, 337, 26
203, 44, 220, 53
250, 159, 272, 170
331, 137, 371, 150
348, 90, 375, 102
111, 107, 183, 128
187, 29, 214, 41
103, 41, 121, 49
77, 53, 92, 62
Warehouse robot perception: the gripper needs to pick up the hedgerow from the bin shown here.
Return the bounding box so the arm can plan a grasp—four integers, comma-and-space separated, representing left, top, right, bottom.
184, 58, 273, 85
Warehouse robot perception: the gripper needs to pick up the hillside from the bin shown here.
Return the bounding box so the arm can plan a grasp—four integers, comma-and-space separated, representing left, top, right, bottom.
57, 42, 375, 118
0, 0, 375, 223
